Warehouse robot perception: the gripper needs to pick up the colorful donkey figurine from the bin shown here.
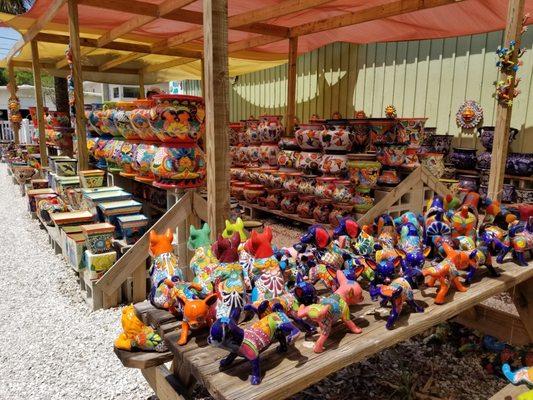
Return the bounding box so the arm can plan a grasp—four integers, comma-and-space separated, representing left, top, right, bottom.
352, 224, 375, 256
297, 270, 364, 353
176, 293, 218, 345
449, 192, 480, 240
212, 233, 246, 320
332, 216, 360, 244
149, 229, 201, 315
114, 305, 167, 352
369, 277, 424, 329
373, 214, 398, 248
397, 222, 430, 287
188, 223, 218, 296
425, 196, 453, 259
208, 307, 300, 385
497, 219, 533, 267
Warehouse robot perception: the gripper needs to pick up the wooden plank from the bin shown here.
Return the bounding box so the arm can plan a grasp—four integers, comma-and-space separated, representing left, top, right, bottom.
203, 0, 231, 241
98, 52, 144, 72
193, 193, 208, 222
114, 347, 173, 369
68, 0, 88, 172
488, 0, 526, 201
138, 69, 145, 99
143, 58, 196, 73
132, 261, 147, 303
95, 192, 192, 295
142, 365, 188, 400
30, 41, 49, 168
489, 383, 531, 400
286, 37, 298, 135
228, 35, 283, 53
510, 279, 533, 342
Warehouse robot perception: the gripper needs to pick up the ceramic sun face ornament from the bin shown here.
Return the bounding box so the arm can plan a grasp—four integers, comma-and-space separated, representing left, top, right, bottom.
115, 305, 168, 352
456, 100, 483, 129
297, 270, 363, 353
176, 293, 218, 345
188, 223, 218, 296
222, 218, 248, 242
385, 105, 397, 119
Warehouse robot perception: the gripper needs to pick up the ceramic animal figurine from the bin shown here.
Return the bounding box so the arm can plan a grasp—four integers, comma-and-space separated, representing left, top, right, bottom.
449, 192, 480, 239
368, 277, 424, 329
476, 224, 507, 277
212, 233, 246, 319
456, 235, 500, 281
188, 223, 218, 296
300, 224, 331, 250
352, 225, 375, 256
114, 305, 168, 352
394, 212, 424, 237
373, 214, 398, 248
297, 270, 364, 353
149, 229, 201, 314
502, 363, 533, 386
208, 308, 300, 385
422, 248, 468, 304
498, 219, 533, 266
397, 222, 431, 287
425, 196, 453, 258
222, 217, 248, 242
176, 293, 218, 345
332, 216, 360, 242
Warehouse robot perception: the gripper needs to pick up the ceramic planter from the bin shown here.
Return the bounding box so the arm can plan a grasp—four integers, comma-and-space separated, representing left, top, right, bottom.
130, 99, 158, 141
422, 127, 436, 146
79, 169, 105, 188
321, 120, 355, 152
269, 171, 287, 189
476, 152, 492, 170
283, 172, 303, 192
151, 144, 206, 189
265, 188, 283, 210
247, 146, 261, 165
516, 188, 533, 203
506, 152, 533, 177
278, 137, 300, 150
450, 147, 477, 170
132, 143, 158, 183
395, 118, 427, 147
231, 181, 248, 200
113, 101, 137, 140
230, 167, 245, 181
477, 126, 519, 151
258, 115, 284, 143
54, 158, 78, 177
280, 191, 299, 214
368, 118, 396, 147
332, 179, 354, 203
81, 223, 115, 254
149, 94, 205, 143
118, 141, 138, 177
346, 154, 381, 192
295, 123, 324, 150
298, 174, 317, 195
313, 199, 332, 223
229, 122, 244, 146
502, 184, 516, 203
117, 214, 149, 244
101, 102, 120, 137
46, 111, 70, 129
277, 149, 300, 169
87, 104, 104, 135
376, 144, 407, 167
84, 249, 117, 280
315, 176, 337, 199
93, 138, 108, 169
319, 153, 347, 175
243, 184, 265, 204
378, 169, 400, 186
234, 146, 249, 165
349, 119, 371, 152
257, 168, 277, 187
431, 134, 453, 155
420, 152, 445, 178
246, 167, 262, 184
106, 139, 125, 172
457, 174, 479, 193
296, 195, 316, 219
297, 151, 322, 173
404, 147, 420, 168
243, 119, 261, 145
259, 143, 279, 166
353, 189, 374, 213
329, 203, 354, 227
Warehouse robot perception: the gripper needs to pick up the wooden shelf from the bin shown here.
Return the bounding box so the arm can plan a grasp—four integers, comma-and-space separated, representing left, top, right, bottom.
504, 174, 533, 182
239, 200, 332, 228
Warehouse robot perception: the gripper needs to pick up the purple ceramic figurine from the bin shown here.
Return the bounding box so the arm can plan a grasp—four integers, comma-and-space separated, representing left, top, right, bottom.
497, 219, 533, 266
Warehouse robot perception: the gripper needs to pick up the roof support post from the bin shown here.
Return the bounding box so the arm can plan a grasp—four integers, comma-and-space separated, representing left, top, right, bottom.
286, 36, 298, 136
138, 69, 145, 99
30, 40, 49, 167
7, 62, 20, 145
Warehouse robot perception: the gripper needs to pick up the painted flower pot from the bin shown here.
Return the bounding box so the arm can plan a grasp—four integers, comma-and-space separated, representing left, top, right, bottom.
315, 176, 337, 199
229, 122, 244, 146
54, 158, 78, 177
450, 147, 477, 170
229, 146, 238, 165
346, 154, 381, 192
87, 103, 105, 135
349, 119, 370, 152
258, 168, 277, 187
113, 101, 138, 140
368, 118, 396, 147
235, 146, 249, 165
259, 143, 279, 166
378, 169, 400, 186
269, 171, 287, 189
133, 143, 158, 183
100, 102, 120, 137
102, 139, 121, 172
151, 144, 206, 189
422, 127, 436, 146
295, 123, 324, 150
395, 118, 427, 147
457, 174, 479, 193
319, 153, 347, 175
230, 167, 245, 181
278, 137, 300, 150
332, 179, 354, 203
231, 181, 248, 200
265, 188, 283, 210
243, 119, 261, 145
431, 134, 453, 155
129, 99, 158, 141
502, 184, 516, 203
277, 149, 300, 169
404, 147, 420, 168
298, 174, 317, 195
329, 203, 354, 227
321, 120, 355, 152
376, 144, 407, 167
118, 141, 138, 177
46, 111, 71, 129
296, 195, 316, 219
246, 167, 262, 184
313, 199, 332, 223
93, 137, 109, 169
283, 172, 303, 192
247, 146, 261, 165
243, 184, 265, 204
516, 188, 533, 204
506, 152, 533, 176
297, 151, 322, 173
79, 169, 105, 188
476, 151, 492, 170
353, 189, 374, 213
258, 115, 284, 143
280, 191, 299, 214
82, 223, 115, 254
149, 94, 205, 143
420, 152, 445, 178
477, 126, 519, 151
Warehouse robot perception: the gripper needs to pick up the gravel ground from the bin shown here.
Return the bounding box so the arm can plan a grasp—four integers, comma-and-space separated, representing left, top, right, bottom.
0, 164, 151, 400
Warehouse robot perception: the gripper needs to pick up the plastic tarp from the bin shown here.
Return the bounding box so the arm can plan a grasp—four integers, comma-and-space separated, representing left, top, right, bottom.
1, 0, 532, 84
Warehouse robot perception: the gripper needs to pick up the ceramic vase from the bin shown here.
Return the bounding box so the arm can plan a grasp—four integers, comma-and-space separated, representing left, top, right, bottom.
320, 120, 355, 152
476, 152, 492, 170
244, 119, 261, 145
247, 146, 261, 165
113, 101, 137, 140
420, 152, 445, 179
313, 199, 332, 223
280, 191, 299, 214
395, 118, 427, 147
315, 176, 336, 199
296, 195, 316, 219
477, 126, 519, 151
151, 144, 206, 189
346, 154, 381, 192
130, 99, 158, 141
133, 143, 158, 183
258, 115, 284, 143
297, 151, 322, 173
319, 153, 347, 175
243, 184, 265, 204
295, 123, 324, 150
277, 150, 300, 169
404, 147, 420, 168
457, 174, 479, 193
332, 179, 354, 203
449, 148, 477, 170
100, 102, 120, 137
431, 134, 453, 155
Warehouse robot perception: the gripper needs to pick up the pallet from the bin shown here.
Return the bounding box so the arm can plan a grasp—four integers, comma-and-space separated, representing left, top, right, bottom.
489, 383, 531, 400
78, 269, 121, 310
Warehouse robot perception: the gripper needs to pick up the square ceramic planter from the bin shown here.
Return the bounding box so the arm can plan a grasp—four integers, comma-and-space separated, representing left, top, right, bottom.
31, 179, 49, 189
54, 158, 78, 177
117, 214, 149, 244
50, 210, 94, 227
98, 199, 143, 227
27, 188, 55, 212
82, 190, 133, 217
79, 169, 105, 188
84, 249, 117, 280
81, 222, 115, 254
65, 232, 86, 271
53, 175, 80, 197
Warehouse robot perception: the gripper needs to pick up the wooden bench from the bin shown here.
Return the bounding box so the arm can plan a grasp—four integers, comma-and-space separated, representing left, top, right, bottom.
115, 260, 533, 400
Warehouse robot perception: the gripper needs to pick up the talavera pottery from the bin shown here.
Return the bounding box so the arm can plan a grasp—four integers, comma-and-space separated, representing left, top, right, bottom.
229, 122, 244, 146
81, 222, 115, 254
295, 123, 324, 150
502, 184, 516, 203
479, 184, 488, 199
395, 118, 427, 147
349, 119, 370, 152
313, 199, 332, 223
296, 195, 316, 219
297, 151, 322, 173
247, 146, 261, 165
516, 188, 533, 204
29, 106, 49, 128
269, 171, 287, 189
506, 152, 533, 176
93, 138, 109, 169
353, 189, 374, 213
319, 153, 347, 175
101, 102, 120, 137
321, 120, 355, 152
431, 134, 453, 155
332, 179, 354, 203
46, 111, 70, 129
298, 174, 317, 195
149, 94, 205, 143
243, 119, 261, 145
449, 147, 477, 170
259, 143, 279, 166
283, 172, 303, 192
278, 137, 300, 150
54, 158, 78, 177
87, 103, 104, 135
132, 143, 158, 183
346, 154, 381, 192
456, 174, 479, 192
151, 144, 206, 189
375, 144, 406, 167
243, 184, 265, 204
231, 181, 248, 200
265, 188, 283, 210
130, 99, 158, 141
378, 169, 400, 186
315, 176, 337, 199
277, 149, 300, 169
113, 101, 137, 140
329, 203, 354, 227
280, 191, 299, 214
79, 169, 105, 188
404, 147, 420, 168
476, 151, 492, 170
477, 126, 519, 151
421, 127, 436, 146
118, 141, 138, 177
367, 118, 396, 147
258, 115, 284, 143
420, 152, 445, 179
84, 249, 117, 280
117, 214, 149, 244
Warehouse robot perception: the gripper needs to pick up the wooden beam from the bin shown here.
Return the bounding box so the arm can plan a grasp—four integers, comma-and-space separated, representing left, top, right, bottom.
56, 47, 92, 69
68, 0, 88, 172
286, 37, 298, 136
7, 62, 20, 145
138, 69, 145, 99
228, 35, 283, 53
12, 59, 140, 75
98, 52, 144, 72
5, 0, 67, 61
488, 0, 525, 201
143, 58, 196, 73
30, 41, 49, 168
203, 0, 230, 240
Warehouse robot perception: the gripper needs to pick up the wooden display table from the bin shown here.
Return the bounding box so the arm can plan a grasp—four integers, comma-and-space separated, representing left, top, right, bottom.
115, 261, 533, 400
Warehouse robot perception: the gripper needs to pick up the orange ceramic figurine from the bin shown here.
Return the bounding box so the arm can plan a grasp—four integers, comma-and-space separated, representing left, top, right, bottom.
176, 293, 218, 345
115, 305, 167, 352
449, 192, 480, 240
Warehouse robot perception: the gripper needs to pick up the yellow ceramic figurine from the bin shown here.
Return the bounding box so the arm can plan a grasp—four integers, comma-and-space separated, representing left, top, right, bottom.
114, 305, 168, 352
222, 218, 248, 242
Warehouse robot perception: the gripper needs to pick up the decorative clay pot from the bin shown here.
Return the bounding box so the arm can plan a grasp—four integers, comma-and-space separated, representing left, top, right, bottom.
258, 115, 283, 143
422, 127, 436, 146
265, 188, 283, 210
113, 101, 137, 140
506, 153, 533, 177
243, 119, 261, 145
295, 123, 323, 150
133, 143, 158, 183
277, 150, 300, 169
100, 102, 120, 137
247, 146, 261, 165
231, 181, 248, 200
278, 137, 300, 150
449, 147, 477, 170
151, 144, 206, 189
149, 94, 205, 143
283, 172, 303, 192
346, 154, 381, 192
93, 137, 109, 169
243, 184, 265, 204
296, 195, 316, 219
368, 118, 396, 147
378, 169, 400, 186
476, 152, 492, 170
103, 138, 123, 172
329, 203, 354, 227
130, 99, 158, 141
404, 147, 419, 168
477, 126, 519, 151
349, 119, 370, 152
315, 176, 336, 199
280, 191, 299, 214
431, 134, 453, 155
269, 171, 287, 189
297, 151, 322, 173
457, 174, 479, 193
516, 188, 533, 204
502, 184, 516, 203
298, 174, 317, 195
420, 152, 445, 179
395, 118, 427, 147
29, 106, 49, 128
118, 141, 138, 177
319, 153, 347, 175
88, 103, 104, 135
332, 179, 354, 203
353, 190, 374, 213
313, 199, 332, 223
229, 122, 244, 146
259, 143, 279, 166
320, 120, 354, 152
376, 144, 407, 167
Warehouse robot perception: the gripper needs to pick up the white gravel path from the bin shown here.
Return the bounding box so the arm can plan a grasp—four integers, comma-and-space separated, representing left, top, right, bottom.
0, 164, 152, 400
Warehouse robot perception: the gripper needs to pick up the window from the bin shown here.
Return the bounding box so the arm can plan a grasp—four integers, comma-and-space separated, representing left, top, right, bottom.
112, 87, 120, 98
123, 87, 140, 98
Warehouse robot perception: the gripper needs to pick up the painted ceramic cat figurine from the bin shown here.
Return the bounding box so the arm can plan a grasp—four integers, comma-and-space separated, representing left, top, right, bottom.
222, 217, 248, 242
114, 305, 167, 352
188, 223, 218, 296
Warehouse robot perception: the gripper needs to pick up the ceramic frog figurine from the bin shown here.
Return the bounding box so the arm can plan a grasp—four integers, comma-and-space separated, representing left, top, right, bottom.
188, 223, 218, 296
114, 305, 167, 352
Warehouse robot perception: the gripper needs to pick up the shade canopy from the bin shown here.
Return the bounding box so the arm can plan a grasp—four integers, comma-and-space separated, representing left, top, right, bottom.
2, 0, 532, 84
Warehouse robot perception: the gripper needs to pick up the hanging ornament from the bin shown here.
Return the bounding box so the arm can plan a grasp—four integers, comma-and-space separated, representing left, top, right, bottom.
456, 100, 483, 130
494, 76, 521, 108
385, 105, 397, 119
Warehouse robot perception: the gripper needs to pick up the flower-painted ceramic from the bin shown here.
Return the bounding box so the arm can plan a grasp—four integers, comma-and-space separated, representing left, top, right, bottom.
229, 122, 244, 146
378, 169, 400, 186
79, 169, 105, 188
296, 195, 316, 219
404, 147, 419, 168
46, 111, 70, 129
118, 141, 138, 177
149, 94, 205, 143
297, 151, 322, 172
113, 101, 137, 140
456, 174, 479, 193
476, 151, 491, 170
319, 153, 347, 175
243, 119, 261, 145
87, 103, 104, 135
502, 183, 516, 203
422, 127, 436, 146
234, 146, 249, 165
102, 138, 122, 172
295, 123, 324, 150
368, 118, 396, 147
246, 167, 261, 184
477, 126, 518, 151
231, 181, 248, 200
298, 174, 317, 195
280, 191, 299, 214
81, 222, 115, 254
151, 144, 206, 189
321, 120, 355, 152
277, 149, 300, 169
346, 154, 381, 192
349, 119, 371, 152
259, 143, 279, 166
243, 184, 265, 204
265, 188, 283, 210
353, 189, 374, 213
315, 176, 336, 199
93, 137, 109, 169
247, 146, 261, 164
130, 99, 158, 141
100, 102, 120, 137
283, 172, 303, 192
376, 144, 406, 167
133, 143, 158, 183
506, 152, 533, 177
329, 203, 354, 227
431, 134, 453, 155
278, 137, 300, 150
420, 152, 445, 179
395, 118, 427, 147
516, 188, 533, 203
332, 179, 354, 203
449, 147, 477, 170
269, 171, 287, 189
313, 199, 332, 223
258, 115, 284, 143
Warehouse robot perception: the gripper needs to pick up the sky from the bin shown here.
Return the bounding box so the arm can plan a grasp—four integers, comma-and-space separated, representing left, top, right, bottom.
0, 28, 21, 60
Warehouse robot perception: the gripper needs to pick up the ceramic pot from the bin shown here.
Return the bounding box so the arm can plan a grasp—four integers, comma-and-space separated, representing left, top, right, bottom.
100, 102, 120, 137
297, 151, 322, 173
258, 168, 277, 187
395, 118, 427, 147
278, 137, 300, 150
280, 191, 299, 214
478, 169, 490, 186
349, 119, 370, 152
130, 99, 158, 141
234, 146, 249, 165
151, 144, 206, 189
503, 184, 516, 203
283, 172, 303, 192
246, 167, 262, 184
295, 123, 324, 150
368, 118, 396, 147
479, 184, 488, 199
29, 106, 49, 128
315, 176, 336, 199
319, 153, 347, 175
277, 149, 300, 169
320, 120, 354, 152
269, 171, 287, 189
260, 143, 279, 167
103, 138, 123, 172
296, 195, 316, 219
376, 144, 407, 167
229, 146, 238, 165
46, 111, 70, 129
378, 169, 400, 186
246, 146, 261, 165
353, 189, 374, 213
265, 188, 283, 210
87, 104, 104, 135
329, 203, 354, 227
506, 153, 533, 177
243, 119, 261, 145
404, 147, 420, 168
457, 174, 479, 192
230, 167, 245, 181
476, 151, 492, 170
449, 147, 477, 170
231, 181, 248, 200
132, 143, 158, 183
431, 134, 453, 155
149, 94, 205, 143
113, 101, 137, 140
87, 136, 99, 158
298, 174, 317, 195
229, 122, 244, 146
420, 152, 445, 178
313, 199, 332, 224
346, 154, 381, 192
93, 137, 109, 169
118, 141, 138, 177
421, 127, 436, 146
243, 184, 265, 204
332, 179, 354, 203
258, 115, 284, 143
516, 188, 533, 204
477, 126, 519, 151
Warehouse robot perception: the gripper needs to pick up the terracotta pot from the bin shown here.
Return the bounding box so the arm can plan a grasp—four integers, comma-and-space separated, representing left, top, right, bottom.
332, 179, 354, 203
449, 147, 477, 170
231, 181, 248, 200
296, 195, 316, 219
259, 143, 279, 166
283, 172, 303, 192
319, 153, 347, 175
113, 101, 137, 140
329, 203, 354, 227
151, 143, 206, 189
149, 94, 205, 143
243, 119, 261, 145
117, 141, 138, 177
420, 152, 445, 179
378, 169, 400, 186
280, 191, 299, 214
265, 188, 283, 209
395, 118, 427, 147
477, 126, 519, 151
298, 174, 317, 195
347, 155, 381, 192
313, 199, 332, 223
258, 115, 284, 143
376, 144, 407, 167
349, 119, 371, 152
295, 123, 324, 150
297, 151, 322, 173
320, 120, 355, 152
277, 149, 300, 169
130, 99, 158, 141
315, 176, 337, 199
244, 184, 265, 204
353, 189, 374, 213
229, 122, 244, 146
132, 143, 158, 183
368, 118, 396, 147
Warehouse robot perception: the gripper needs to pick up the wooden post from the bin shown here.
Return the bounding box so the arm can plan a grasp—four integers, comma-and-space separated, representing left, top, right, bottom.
203, 0, 230, 240
487, 0, 525, 200
30, 40, 49, 168
200, 58, 205, 97
138, 69, 145, 99
7, 62, 20, 145
67, 0, 89, 171
285, 37, 298, 136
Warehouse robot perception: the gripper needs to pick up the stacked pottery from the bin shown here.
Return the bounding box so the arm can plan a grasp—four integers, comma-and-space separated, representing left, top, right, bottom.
100, 102, 120, 137
243, 119, 261, 145
296, 195, 316, 219
347, 153, 381, 191
280, 191, 299, 214
130, 99, 158, 141
349, 119, 370, 152
420, 152, 445, 179
113, 101, 137, 140
258, 115, 284, 143
151, 144, 206, 189
229, 122, 244, 146
132, 143, 158, 183
477, 126, 519, 151
283, 172, 303, 192
118, 141, 138, 177
378, 169, 400, 186
367, 118, 396, 150
449, 148, 477, 170
295, 122, 323, 174
298, 174, 317, 196
231, 181, 247, 200
265, 188, 283, 210
506, 153, 533, 177
318, 120, 352, 177
243, 184, 265, 204
87, 103, 104, 135
313, 199, 332, 224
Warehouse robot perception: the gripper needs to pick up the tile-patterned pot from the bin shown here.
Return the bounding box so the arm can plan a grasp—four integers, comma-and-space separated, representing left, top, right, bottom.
247, 146, 261, 164
420, 152, 445, 179
431, 134, 453, 155
320, 120, 354, 152
516, 188, 533, 204
280, 191, 299, 214
353, 190, 374, 213
118, 141, 138, 177
258, 115, 284, 143
315, 176, 337, 199
265, 188, 283, 210
132, 143, 158, 183
376, 144, 407, 167
229, 122, 244, 146
346, 154, 381, 192
243, 119, 261, 145
476, 152, 492, 170
151, 144, 206, 189
277, 149, 300, 169
296, 195, 316, 219
283, 172, 303, 192
313, 199, 332, 223
477, 126, 519, 151
231, 181, 248, 200
395, 118, 427, 147
378, 169, 400, 186
113, 101, 137, 140
502, 184, 516, 203
130, 99, 158, 141
349, 119, 370, 152
319, 153, 347, 175
368, 118, 396, 147
449, 147, 477, 170
295, 123, 324, 150
506, 152, 533, 177
297, 151, 322, 173
332, 179, 354, 203
260, 143, 279, 167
